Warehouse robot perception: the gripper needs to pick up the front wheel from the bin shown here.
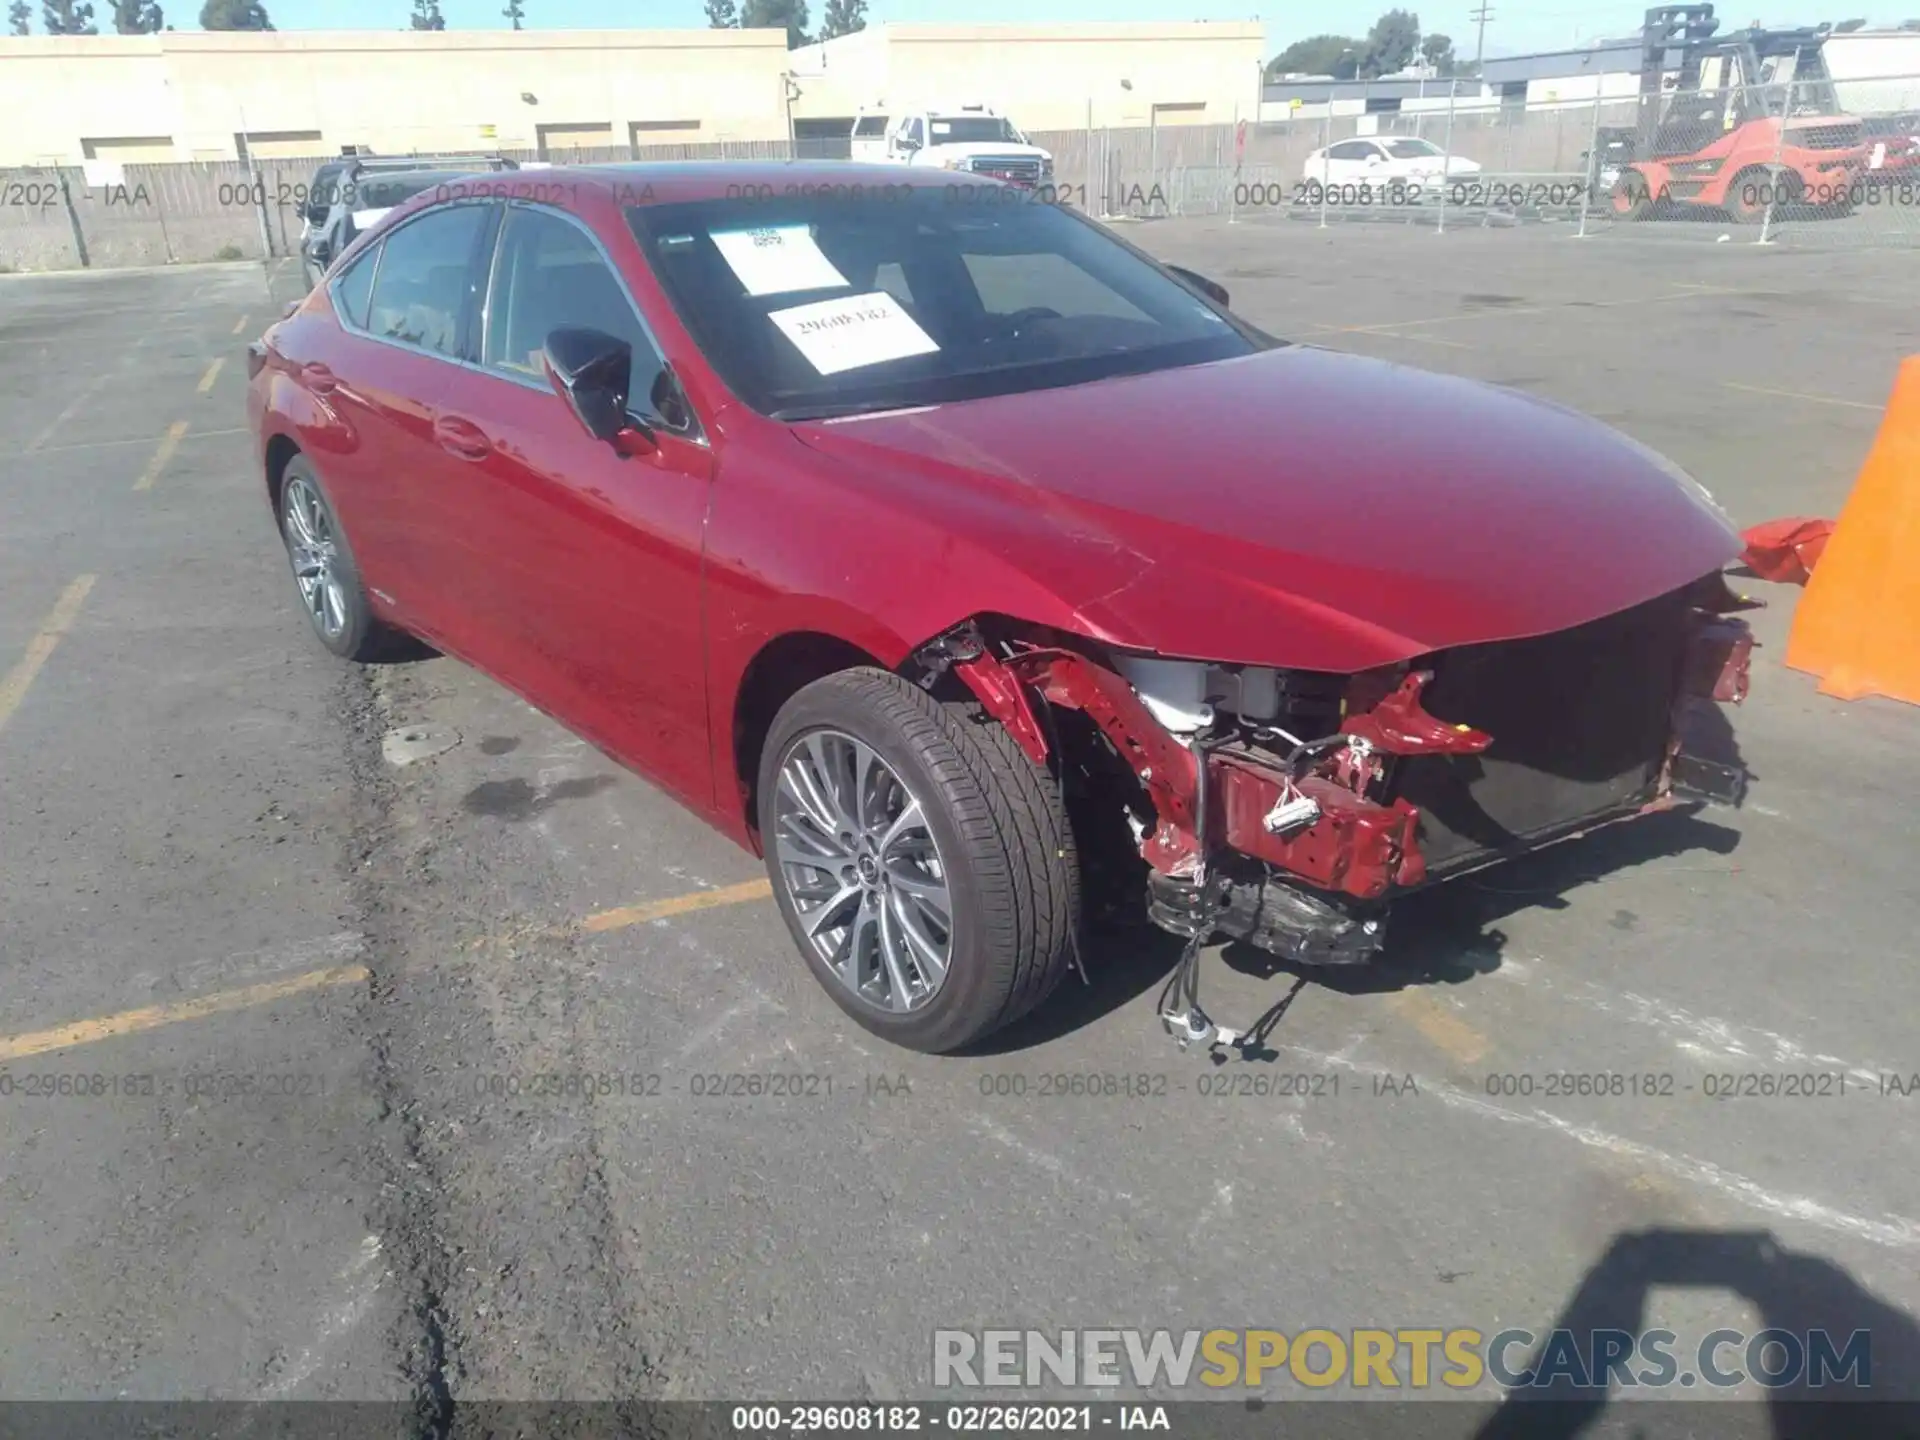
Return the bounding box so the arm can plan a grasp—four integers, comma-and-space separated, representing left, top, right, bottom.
757, 668, 1080, 1054
1610, 169, 1655, 220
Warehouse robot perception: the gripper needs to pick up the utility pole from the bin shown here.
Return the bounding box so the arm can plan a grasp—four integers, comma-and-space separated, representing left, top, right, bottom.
1470, 3, 1495, 68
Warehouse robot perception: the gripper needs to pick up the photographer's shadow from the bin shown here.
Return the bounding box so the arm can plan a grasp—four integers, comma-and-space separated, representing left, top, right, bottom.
1476, 1228, 1920, 1440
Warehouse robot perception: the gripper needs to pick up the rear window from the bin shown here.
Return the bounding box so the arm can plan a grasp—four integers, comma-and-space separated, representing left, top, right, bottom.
351, 175, 449, 213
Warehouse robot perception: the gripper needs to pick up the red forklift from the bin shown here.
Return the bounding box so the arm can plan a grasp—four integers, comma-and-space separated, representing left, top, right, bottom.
1602, 4, 1867, 223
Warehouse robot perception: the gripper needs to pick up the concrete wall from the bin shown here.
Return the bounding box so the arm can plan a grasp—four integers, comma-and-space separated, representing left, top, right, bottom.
790, 22, 1268, 132
0, 29, 794, 167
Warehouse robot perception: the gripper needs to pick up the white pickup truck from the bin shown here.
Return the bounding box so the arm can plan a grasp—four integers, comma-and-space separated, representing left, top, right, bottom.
849, 103, 1053, 186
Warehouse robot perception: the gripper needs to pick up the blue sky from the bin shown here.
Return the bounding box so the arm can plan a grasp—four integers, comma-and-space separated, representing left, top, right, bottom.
100, 0, 1865, 60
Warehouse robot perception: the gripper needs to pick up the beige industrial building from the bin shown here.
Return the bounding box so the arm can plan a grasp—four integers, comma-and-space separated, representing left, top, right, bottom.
0, 28, 792, 167
788, 22, 1267, 132
0, 22, 1267, 169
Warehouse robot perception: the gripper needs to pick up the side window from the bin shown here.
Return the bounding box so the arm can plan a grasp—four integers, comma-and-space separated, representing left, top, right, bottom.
482, 205, 666, 402
365, 203, 491, 358
330, 243, 377, 329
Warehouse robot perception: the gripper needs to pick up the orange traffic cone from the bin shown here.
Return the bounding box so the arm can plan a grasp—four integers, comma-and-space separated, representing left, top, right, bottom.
1784, 355, 1920, 705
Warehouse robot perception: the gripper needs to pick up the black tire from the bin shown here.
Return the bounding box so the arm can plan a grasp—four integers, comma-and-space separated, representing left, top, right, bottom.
1726, 166, 1780, 225
276, 455, 393, 662
757, 667, 1080, 1054
1610, 169, 1655, 221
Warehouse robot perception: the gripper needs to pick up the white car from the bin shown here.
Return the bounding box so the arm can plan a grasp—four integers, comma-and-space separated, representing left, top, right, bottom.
1301, 136, 1481, 203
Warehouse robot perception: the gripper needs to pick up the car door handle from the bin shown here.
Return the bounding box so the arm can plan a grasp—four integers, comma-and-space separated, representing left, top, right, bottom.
434, 415, 493, 462
302, 362, 338, 394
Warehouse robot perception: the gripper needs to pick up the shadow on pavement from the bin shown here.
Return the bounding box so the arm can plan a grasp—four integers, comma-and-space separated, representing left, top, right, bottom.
1475, 1228, 1920, 1440
970, 799, 1741, 1054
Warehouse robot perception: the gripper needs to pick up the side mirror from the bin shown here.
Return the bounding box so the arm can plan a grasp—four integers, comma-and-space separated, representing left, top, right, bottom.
1165, 264, 1229, 309
544, 327, 645, 448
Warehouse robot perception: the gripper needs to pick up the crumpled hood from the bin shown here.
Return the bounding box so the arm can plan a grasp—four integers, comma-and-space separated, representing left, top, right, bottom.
790, 346, 1739, 673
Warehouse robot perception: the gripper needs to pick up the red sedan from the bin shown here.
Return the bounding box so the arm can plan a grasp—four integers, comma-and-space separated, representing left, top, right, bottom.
248, 162, 1753, 1054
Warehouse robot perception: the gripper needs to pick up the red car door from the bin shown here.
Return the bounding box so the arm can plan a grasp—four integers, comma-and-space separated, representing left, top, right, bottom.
423, 202, 715, 810
305, 199, 504, 657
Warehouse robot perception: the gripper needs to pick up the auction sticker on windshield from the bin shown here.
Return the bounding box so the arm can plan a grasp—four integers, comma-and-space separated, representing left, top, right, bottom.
767, 291, 940, 375
712, 225, 849, 297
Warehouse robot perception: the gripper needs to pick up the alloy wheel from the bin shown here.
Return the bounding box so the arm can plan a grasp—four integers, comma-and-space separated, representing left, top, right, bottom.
282, 475, 348, 642
771, 729, 954, 1013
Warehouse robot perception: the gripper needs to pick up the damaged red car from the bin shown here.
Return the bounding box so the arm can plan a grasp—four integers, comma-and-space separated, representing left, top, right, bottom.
248, 162, 1753, 1054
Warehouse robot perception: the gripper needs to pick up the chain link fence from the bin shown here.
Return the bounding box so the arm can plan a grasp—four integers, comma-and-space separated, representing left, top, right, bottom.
5, 75, 1918, 274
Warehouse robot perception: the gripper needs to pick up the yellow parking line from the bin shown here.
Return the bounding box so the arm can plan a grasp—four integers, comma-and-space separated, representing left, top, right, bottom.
1310, 323, 1472, 350
0, 574, 97, 737
0, 965, 369, 1063
133, 420, 189, 491
15, 426, 247, 461
0, 880, 772, 1061
232, 314, 251, 335
582, 878, 773, 933
1723, 381, 1879, 412
1387, 990, 1491, 1066
197, 357, 226, 394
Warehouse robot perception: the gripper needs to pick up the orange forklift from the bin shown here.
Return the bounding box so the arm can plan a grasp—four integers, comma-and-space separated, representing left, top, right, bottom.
1602, 4, 1867, 223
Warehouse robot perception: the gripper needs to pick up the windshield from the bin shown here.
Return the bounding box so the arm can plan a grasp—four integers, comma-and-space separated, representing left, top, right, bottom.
629, 189, 1263, 420
1383, 138, 1443, 158
929, 116, 1024, 145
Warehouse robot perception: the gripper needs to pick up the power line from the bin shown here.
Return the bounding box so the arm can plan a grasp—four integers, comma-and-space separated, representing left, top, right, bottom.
1470, 3, 1496, 66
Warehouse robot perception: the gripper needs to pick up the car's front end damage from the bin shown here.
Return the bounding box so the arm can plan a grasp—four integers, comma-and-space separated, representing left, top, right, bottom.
916, 570, 1755, 1043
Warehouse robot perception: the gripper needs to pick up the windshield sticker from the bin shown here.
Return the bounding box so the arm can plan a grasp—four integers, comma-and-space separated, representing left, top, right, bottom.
712, 225, 849, 297
767, 292, 940, 376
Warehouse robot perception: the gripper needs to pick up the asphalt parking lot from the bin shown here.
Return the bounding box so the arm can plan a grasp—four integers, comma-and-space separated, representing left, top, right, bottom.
3, 224, 1918, 1430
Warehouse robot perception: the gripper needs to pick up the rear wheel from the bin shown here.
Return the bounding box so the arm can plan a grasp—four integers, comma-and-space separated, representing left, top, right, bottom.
276, 456, 395, 662
1726, 166, 1793, 224
757, 668, 1080, 1054
1610, 169, 1655, 220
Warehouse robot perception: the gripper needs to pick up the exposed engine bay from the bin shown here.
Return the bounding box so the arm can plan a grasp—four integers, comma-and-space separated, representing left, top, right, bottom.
914, 572, 1757, 1053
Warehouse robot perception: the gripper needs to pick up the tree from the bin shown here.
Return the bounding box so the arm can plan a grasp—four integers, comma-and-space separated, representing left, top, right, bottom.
42, 0, 97, 32
198, 0, 271, 26
409, 0, 443, 28
1420, 32, 1456, 73
817, 0, 863, 40
741, 0, 807, 49
502, 0, 523, 28
1832, 16, 1866, 30
1266, 33, 1362, 79
9, 0, 32, 32
111, 0, 162, 30
704, 0, 736, 25
1360, 8, 1420, 77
